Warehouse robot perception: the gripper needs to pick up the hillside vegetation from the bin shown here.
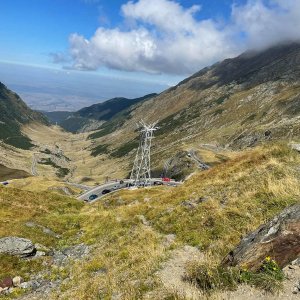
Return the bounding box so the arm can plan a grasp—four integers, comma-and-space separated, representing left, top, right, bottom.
0, 82, 47, 149
87, 43, 300, 171
1, 142, 299, 299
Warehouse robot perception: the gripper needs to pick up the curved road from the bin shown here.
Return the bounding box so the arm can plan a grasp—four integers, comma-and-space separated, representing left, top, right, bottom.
78, 178, 180, 202
31, 153, 39, 176
188, 150, 210, 170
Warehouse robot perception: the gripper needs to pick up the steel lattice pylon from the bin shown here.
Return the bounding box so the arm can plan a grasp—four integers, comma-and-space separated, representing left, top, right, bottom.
130, 120, 158, 186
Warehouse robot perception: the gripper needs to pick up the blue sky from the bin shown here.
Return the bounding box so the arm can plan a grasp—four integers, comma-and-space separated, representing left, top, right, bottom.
0, 0, 299, 111
0, 0, 242, 68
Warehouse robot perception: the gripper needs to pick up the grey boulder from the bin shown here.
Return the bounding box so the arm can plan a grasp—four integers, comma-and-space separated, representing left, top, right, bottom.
0, 237, 36, 257
223, 204, 300, 270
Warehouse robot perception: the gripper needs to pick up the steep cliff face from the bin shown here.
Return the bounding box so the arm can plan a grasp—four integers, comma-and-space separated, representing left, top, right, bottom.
0, 82, 47, 149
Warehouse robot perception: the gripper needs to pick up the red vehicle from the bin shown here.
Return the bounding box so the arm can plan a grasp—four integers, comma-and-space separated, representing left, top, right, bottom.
162, 177, 171, 182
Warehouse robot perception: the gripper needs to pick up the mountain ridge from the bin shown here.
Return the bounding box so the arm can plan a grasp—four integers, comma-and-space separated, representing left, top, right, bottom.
84, 42, 300, 179
45, 93, 157, 133
0, 82, 48, 149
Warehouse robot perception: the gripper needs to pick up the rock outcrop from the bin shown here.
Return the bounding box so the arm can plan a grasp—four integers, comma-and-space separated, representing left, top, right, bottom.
223, 204, 300, 270
0, 237, 36, 257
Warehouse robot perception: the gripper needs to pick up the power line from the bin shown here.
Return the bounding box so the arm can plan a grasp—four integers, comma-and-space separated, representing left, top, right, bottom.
130, 120, 158, 186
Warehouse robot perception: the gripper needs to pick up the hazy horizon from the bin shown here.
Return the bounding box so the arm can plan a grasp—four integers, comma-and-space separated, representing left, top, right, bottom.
0, 62, 169, 111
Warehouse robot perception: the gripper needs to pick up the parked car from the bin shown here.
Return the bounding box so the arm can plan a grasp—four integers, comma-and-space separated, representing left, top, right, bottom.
162, 177, 171, 182
153, 181, 163, 185
102, 189, 111, 195
88, 194, 98, 201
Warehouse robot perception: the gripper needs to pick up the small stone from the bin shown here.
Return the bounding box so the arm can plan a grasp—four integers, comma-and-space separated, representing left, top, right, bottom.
163, 234, 176, 247
288, 265, 297, 270
111, 292, 122, 300
19, 282, 30, 289
25, 221, 36, 228
0, 277, 13, 288
181, 200, 197, 209
35, 251, 46, 257
197, 197, 208, 203
12, 276, 23, 287
292, 258, 300, 265
137, 215, 150, 226
292, 286, 299, 294
94, 267, 108, 275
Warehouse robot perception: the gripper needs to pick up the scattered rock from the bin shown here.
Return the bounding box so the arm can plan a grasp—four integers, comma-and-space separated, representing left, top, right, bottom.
51, 243, 90, 266
12, 276, 24, 287
93, 267, 108, 275
292, 280, 300, 294
20, 280, 41, 291
223, 204, 300, 270
264, 130, 272, 139
63, 243, 90, 259
181, 200, 198, 210
163, 234, 176, 247
25, 222, 61, 239
291, 144, 300, 152
137, 215, 150, 226
111, 292, 122, 300
198, 196, 209, 203
292, 258, 300, 265
0, 237, 36, 257
220, 196, 228, 207
0, 277, 13, 289
35, 251, 46, 257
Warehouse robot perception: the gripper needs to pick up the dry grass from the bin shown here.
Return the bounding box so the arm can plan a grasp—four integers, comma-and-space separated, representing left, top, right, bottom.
0, 186, 83, 280
1, 142, 299, 299
8, 176, 81, 195
49, 142, 300, 299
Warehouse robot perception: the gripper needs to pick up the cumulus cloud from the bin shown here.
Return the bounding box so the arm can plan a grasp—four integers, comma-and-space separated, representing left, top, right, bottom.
232, 0, 300, 50
63, 0, 300, 75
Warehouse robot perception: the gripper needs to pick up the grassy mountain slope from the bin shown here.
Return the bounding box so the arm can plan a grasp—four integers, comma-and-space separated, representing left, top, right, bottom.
0, 82, 48, 149
1, 143, 299, 299
0, 164, 29, 181
86, 43, 300, 179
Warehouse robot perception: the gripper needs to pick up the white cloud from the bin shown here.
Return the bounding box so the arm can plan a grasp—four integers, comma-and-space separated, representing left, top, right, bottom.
232, 0, 300, 50
64, 0, 300, 75
121, 0, 201, 33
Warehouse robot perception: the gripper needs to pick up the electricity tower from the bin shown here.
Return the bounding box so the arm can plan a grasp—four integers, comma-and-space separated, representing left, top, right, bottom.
130, 120, 159, 186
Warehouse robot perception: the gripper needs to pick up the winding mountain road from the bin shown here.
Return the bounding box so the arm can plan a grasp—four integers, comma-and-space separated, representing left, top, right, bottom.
188, 150, 210, 170
78, 178, 180, 203
31, 153, 38, 176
